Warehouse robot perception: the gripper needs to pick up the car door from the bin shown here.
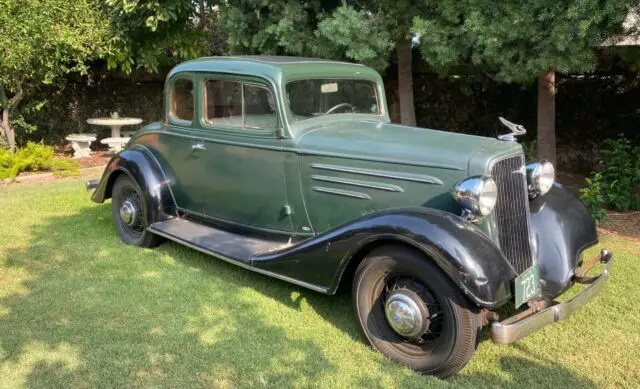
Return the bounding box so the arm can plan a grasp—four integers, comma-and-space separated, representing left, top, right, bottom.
176, 74, 293, 233
157, 72, 201, 212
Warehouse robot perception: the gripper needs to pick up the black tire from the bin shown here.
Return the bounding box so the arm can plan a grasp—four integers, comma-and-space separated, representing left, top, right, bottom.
352, 245, 481, 378
111, 174, 163, 247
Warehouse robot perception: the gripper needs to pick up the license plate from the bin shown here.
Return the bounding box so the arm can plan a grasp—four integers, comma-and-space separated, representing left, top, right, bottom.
515, 264, 541, 308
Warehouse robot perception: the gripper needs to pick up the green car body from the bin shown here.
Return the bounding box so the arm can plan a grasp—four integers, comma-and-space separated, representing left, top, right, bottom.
134, 56, 520, 238
90, 56, 611, 377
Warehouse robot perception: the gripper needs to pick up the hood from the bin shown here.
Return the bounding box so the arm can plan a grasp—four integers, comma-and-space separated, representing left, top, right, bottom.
295, 118, 523, 173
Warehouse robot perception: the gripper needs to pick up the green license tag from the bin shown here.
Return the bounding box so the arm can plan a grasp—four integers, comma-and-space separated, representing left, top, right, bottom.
515, 264, 541, 308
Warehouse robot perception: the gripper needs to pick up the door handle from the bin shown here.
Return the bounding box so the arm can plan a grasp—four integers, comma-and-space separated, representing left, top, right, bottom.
192, 143, 206, 151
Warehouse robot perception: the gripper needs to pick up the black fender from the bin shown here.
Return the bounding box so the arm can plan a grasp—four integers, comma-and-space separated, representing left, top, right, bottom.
254, 207, 517, 308
530, 183, 598, 299
91, 145, 177, 224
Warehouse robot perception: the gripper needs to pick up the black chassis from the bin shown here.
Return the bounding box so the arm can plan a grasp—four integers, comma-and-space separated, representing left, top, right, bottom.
92, 146, 599, 311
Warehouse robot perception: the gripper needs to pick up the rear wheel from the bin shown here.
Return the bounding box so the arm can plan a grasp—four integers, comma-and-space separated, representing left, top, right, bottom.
111, 175, 163, 247
352, 245, 480, 378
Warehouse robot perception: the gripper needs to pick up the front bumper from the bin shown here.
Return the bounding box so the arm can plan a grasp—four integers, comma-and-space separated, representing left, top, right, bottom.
491, 249, 612, 344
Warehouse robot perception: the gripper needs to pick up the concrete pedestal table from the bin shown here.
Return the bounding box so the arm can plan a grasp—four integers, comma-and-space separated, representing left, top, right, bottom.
66, 134, 97, 158
87, 117, 142, 152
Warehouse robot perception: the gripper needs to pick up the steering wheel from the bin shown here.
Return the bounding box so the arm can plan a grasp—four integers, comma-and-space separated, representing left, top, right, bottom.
325, 102, 355, 115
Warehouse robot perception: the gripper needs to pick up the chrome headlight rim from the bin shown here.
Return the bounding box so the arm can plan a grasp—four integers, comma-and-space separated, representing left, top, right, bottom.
451, 176, 499, 218
526, 160, 555, 196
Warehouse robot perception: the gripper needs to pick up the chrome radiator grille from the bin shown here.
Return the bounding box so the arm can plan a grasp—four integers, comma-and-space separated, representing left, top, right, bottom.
491, 155, 534, 274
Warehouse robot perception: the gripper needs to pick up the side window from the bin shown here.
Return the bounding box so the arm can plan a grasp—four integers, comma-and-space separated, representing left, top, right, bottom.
171, 79, 194, 122
243, 84, 277, 130
204, 79, 277, 131
205, 80, 242, 127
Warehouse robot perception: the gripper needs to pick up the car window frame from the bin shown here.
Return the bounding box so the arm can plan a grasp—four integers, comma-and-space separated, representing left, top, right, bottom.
283, 76, 384, 123
198, 73, 281, 138
167, 73, 196, 127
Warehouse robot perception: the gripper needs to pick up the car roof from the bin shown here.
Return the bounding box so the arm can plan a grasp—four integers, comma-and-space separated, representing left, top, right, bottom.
166, 55, 382, 84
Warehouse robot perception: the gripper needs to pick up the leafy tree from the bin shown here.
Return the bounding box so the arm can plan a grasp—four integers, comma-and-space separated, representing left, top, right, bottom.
104, 0, 223, 73
0, 0, 109, 151
413, 1, 637, 163
316, 1, 420, 125
222, 1, 422, 125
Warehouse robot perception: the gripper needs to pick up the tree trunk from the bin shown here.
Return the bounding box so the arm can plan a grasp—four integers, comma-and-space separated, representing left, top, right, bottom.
0, 83, 23, 152
198, 0, 206, 29
537, 69, 556, 165
396, 38, 416, 126
0, 85, 11, 151
2, 110, 16, 152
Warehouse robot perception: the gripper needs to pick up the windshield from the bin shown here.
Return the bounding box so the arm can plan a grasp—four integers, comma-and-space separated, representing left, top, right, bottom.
286, 79, 379, 121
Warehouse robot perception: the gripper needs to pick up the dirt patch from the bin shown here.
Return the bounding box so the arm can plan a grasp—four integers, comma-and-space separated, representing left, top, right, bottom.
69, 152, 111, 169
599, 211, 640, 242
54, 145, 112, 169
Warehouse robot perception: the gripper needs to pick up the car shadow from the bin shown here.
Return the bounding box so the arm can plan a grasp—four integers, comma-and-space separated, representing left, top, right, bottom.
0, 201, 597, 388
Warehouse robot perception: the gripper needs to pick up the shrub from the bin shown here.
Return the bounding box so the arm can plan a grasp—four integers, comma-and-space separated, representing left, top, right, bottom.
580, 135, 640, 222
579, 173, 608, 223
0, 142, 79, 181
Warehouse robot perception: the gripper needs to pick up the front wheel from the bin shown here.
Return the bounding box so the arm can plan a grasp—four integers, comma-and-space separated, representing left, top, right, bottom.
352, 245, 481, 378
111, 174, 163, 247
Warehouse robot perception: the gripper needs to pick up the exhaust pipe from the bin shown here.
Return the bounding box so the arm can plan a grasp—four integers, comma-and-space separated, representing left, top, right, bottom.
86, 179, 99, 191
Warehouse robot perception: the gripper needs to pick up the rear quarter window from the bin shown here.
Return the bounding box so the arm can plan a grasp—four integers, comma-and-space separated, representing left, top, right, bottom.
171, 79, 194, 122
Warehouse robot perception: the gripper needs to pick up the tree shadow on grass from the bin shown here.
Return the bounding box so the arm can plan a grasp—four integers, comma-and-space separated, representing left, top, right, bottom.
0, 204, 335, 388
0, 202, 596, 388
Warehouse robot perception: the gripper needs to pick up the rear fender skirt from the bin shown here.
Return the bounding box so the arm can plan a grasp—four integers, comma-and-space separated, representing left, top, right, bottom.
254, 207, 516, 308
91, 145, 177, 224
529, 183, 598, 299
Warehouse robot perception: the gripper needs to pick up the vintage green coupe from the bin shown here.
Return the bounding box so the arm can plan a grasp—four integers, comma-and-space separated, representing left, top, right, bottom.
88, 56, 612, 377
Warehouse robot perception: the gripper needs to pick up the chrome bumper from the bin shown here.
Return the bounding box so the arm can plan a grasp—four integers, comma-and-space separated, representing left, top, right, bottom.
491, 250, 612, 344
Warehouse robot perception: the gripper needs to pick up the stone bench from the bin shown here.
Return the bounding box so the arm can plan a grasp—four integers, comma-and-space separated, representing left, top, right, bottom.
66, 134, 97, 158
101, 137, 131, 153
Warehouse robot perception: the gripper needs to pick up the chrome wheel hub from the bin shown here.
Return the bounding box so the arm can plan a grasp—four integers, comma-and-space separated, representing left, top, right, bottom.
119, 199, 138, 226
384, 290, 429, 338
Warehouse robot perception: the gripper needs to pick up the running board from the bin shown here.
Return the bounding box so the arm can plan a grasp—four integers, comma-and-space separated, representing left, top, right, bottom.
148, 218, 288, 264
148, 218, 328, 293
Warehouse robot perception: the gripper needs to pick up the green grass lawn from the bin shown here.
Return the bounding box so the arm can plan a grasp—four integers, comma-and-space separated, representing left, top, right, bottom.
1, 177, 639, 389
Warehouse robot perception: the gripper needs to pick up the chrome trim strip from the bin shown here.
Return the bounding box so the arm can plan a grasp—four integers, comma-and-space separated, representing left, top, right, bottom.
310, 163, 444, 184
312, 186, 371, 200
305, 155, 461, 171
491, 259, 612, 344
311, 175, 404, 192
148, 226, 330, 294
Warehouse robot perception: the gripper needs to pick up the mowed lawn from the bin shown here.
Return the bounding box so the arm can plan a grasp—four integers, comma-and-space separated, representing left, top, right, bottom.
0, 176, 639, 389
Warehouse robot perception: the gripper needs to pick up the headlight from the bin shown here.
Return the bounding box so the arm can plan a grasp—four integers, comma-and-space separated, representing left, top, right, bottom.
526, 160, 555, 196
451, 176, 498, 218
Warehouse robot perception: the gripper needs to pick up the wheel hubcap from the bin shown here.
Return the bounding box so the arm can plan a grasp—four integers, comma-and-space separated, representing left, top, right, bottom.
119, 199, 138, 226
384, 289, 429, 338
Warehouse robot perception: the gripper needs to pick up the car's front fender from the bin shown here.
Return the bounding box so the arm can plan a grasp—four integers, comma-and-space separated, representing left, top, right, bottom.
254, 207, 517, 308
91, 145, 177, 224
530, 183, 598, 299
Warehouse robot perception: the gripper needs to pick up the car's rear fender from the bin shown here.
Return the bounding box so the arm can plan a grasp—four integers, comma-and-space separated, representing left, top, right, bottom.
91, 145, 177, 224
254, 207, 517, 308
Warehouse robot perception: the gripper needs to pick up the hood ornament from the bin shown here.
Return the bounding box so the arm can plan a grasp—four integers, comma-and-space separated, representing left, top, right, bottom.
497, 117, 526, 141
